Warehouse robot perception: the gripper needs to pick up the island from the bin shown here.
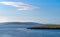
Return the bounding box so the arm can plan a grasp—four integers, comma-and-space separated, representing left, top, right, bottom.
27, 25, 60, 29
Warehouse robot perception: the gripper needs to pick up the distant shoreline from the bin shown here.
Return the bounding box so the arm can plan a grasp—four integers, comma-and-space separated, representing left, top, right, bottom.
27, 25, 60, 29
27, 28, 60, 29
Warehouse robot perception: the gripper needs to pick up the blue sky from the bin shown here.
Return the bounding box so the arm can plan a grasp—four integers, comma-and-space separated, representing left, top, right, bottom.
0, 0, 60, 24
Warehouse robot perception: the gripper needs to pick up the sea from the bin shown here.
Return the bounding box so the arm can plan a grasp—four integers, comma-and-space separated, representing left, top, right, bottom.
0, 25, 60, 37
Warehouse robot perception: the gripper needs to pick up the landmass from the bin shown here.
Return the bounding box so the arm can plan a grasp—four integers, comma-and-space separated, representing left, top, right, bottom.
0, 22, 41, 25
27, 25, 60, 29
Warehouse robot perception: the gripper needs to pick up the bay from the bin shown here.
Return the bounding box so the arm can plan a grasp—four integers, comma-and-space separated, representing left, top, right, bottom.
0, 25, 60, 37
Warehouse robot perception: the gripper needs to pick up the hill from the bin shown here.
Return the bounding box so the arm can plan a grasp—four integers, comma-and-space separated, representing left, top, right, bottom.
0, 22, 42, 25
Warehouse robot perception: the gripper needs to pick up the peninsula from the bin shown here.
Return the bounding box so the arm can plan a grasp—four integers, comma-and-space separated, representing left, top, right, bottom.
27, 25, 60, 29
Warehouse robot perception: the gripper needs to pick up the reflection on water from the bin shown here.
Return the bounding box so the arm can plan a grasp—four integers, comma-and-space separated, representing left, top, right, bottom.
0, 25, 60, 37
0, 34, 13, 37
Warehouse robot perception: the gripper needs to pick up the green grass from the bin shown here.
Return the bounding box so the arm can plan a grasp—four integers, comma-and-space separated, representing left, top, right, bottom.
32, 25, 60, 28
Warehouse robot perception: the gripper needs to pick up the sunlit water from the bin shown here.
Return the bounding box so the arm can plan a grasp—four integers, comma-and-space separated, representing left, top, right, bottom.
0, 25, 60, 37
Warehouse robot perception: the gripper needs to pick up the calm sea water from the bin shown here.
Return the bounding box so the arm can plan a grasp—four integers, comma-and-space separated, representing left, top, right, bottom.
0, 25, 60, 37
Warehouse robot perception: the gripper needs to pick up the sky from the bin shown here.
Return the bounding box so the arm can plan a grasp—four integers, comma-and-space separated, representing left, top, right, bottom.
0, 0, 60, 24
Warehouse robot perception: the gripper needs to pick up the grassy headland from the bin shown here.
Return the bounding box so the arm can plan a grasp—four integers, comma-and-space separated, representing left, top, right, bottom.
27, 24, 60, 29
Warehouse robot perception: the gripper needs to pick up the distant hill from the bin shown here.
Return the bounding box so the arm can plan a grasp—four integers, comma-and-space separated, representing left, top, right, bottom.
0, 22, 43, 25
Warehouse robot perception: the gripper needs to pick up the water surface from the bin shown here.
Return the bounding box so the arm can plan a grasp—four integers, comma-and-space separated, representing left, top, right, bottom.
0, 25, 60, 37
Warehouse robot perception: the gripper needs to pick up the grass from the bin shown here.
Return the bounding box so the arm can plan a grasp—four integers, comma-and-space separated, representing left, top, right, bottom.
28, 24, 60, 29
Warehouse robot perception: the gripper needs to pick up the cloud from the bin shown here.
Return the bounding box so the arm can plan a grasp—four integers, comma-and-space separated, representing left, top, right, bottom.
0, 1, 38, 10
0, 16, 38, 23
0, 16, 8, 22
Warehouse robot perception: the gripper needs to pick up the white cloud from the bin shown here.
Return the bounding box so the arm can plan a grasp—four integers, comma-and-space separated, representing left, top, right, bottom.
0, 16, 8, 22
0, 16, 38, 23
0, 2, 38, 10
